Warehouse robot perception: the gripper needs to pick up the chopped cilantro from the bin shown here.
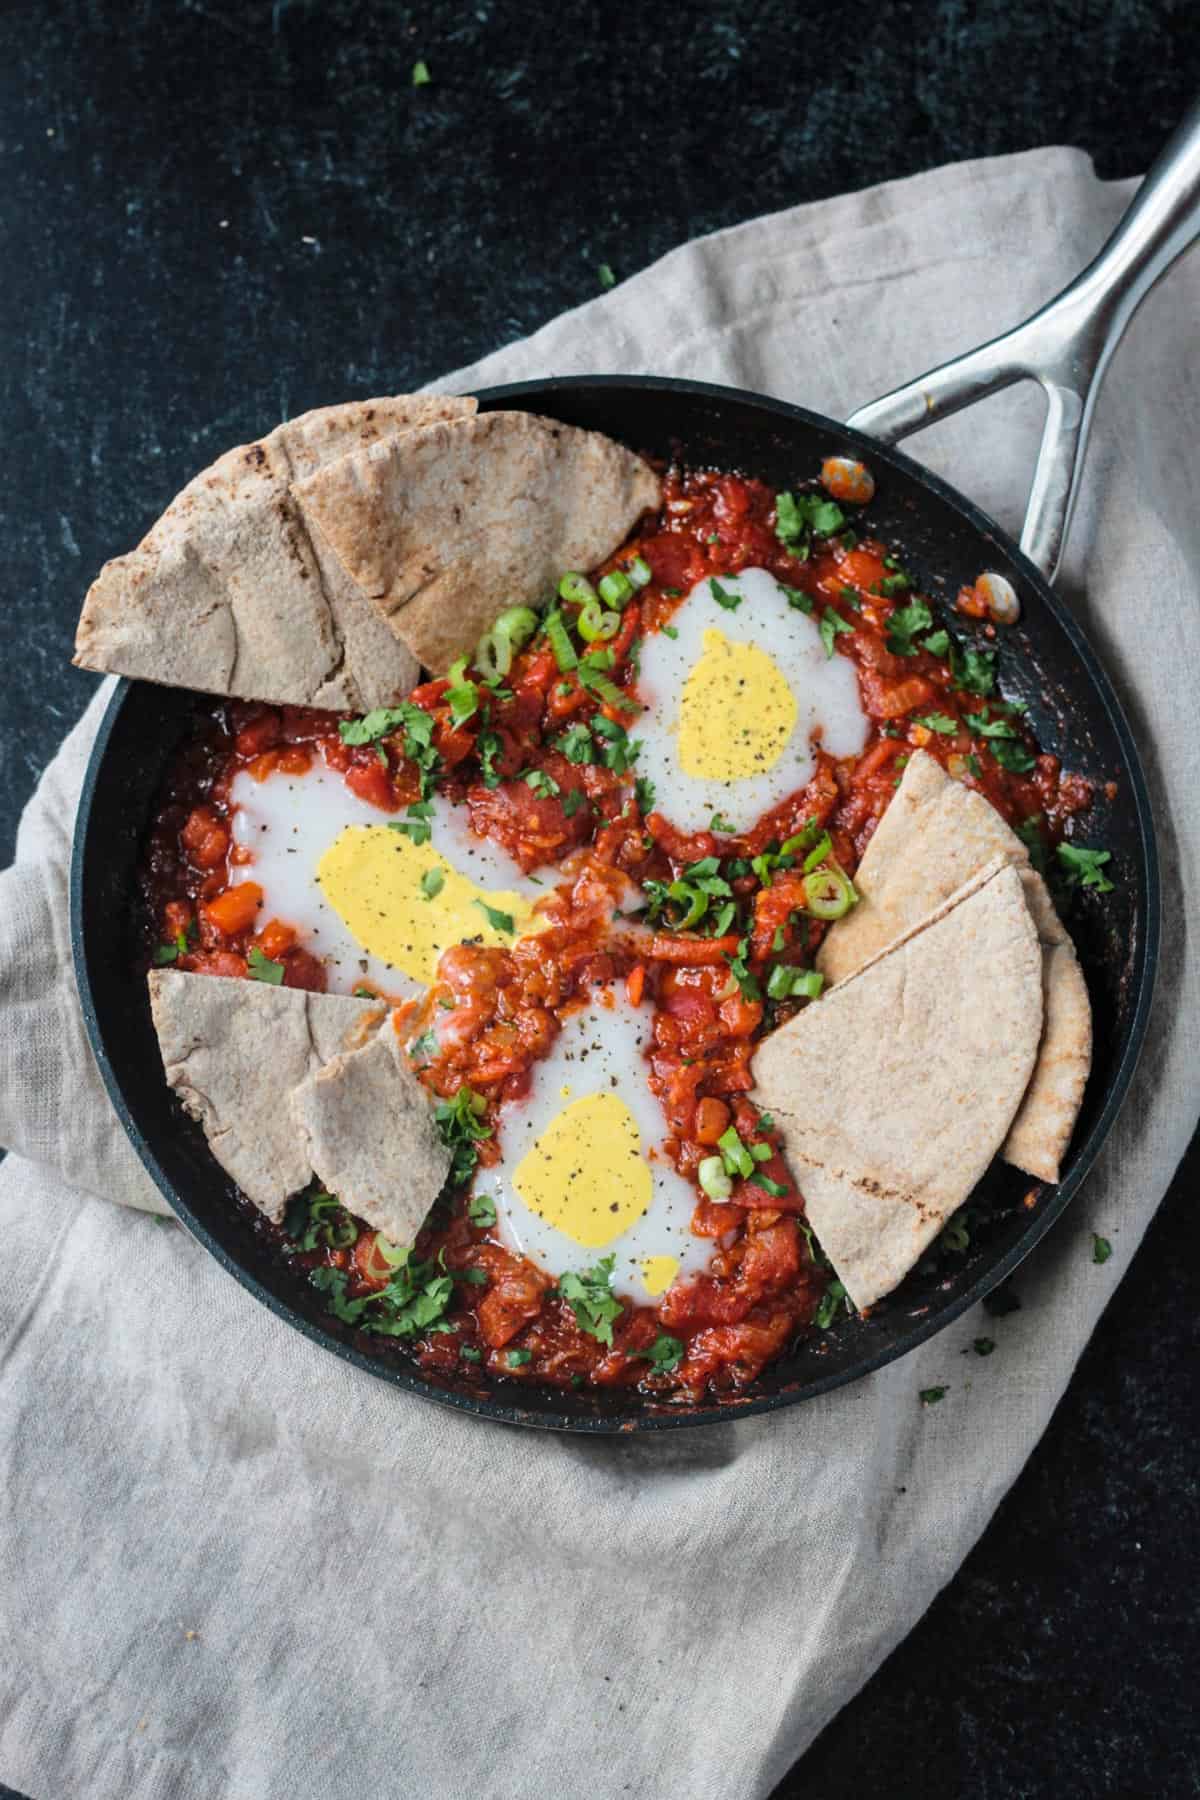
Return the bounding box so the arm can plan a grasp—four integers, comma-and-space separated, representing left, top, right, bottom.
1092, 1233, 1113, 1264
724, 936, 761, 1001
420, 867, 445, 901
434, 1086, 492, 1186
475, 899, 515, 934
522, 767, 561, 799
661, 623, 679, 638
408, 1028, 436, 1065
949, 642, 997, 696
555, 722, 596, 765
152, 927, 190, 966
411, 59, 431, 85
247, 945, 285, 984
560, 1255, 623, 1347
710, 577, 742, 611
1057, 843, 1114, 893
710, 811, 735, 833
459, 1344, 482, 1363
635, 776, 657, 815
506, 1348, 532, 1368
468, 1191, 497, 1228
283, 1187, 358, 1252
781, 586, 814, 615
819, 608, 854, 658
597, 262, 616, 290
774, 489, 846, 556
989, 739, 1036, 774
562, 789, 586, 818
310, 1257, 454, 1339
591, 714, 639, 775
445, 659, 479, 726
911, 712, 957, 735
879, 571, 911, 596
973, 1337, 996, 1356
965, 753, 984, 779
645, 1333, 684, 1373
921, 628, 951, 657
477, 729, 503, 789
885, 597, 933, 656
919, 1386, 947, 1405
340, 701, 441, 797
814, 1278, 851, 1329
388, 799, 435, 845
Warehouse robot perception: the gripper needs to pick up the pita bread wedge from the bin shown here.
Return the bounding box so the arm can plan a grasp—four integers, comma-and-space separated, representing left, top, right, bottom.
817, 750, 1092, 1183
289, 1021, 447, 1249
75, 395, 476, 709
148, 970, 449, 1230
294, 409, 662, 671
751, 862, 1043, 1311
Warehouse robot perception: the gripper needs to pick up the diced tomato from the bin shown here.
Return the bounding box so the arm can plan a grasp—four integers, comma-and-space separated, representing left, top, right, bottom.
203, 881, 263, 938
256, 919, 296, 960
234, 708, 282, 759
282, 948, 327, 992
731, 1153, 803, 1212
180, 805, 229, 871
694, 1097, 731, 1145
344, 758, 400, 812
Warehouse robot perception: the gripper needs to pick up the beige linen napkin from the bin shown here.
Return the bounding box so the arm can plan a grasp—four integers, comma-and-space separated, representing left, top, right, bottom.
1, 147, 1197, 1800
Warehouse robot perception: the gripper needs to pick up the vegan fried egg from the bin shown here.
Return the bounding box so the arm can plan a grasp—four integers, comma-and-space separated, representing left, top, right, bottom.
229, 759, 547, 998
485, 990, 711, 1303
635, 568, 869, 833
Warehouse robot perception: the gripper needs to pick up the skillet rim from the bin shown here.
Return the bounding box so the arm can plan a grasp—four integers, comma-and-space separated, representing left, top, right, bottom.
70, 373, 1161, 1434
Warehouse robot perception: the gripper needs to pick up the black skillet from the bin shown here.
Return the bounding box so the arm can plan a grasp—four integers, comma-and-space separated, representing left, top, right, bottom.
72, 107, 1200, 1432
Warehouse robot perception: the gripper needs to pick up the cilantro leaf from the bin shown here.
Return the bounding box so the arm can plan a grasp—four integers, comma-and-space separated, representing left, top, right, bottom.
973, 1337, 996, 1356
420, 867, 445, 901
814, 1278, 852, 1329
819, 608, 854, 658
388, 799, 435, 845
709, 577, 742, 611
1092, 1233, 1113, 1264
949, 642, 997, 696
710, 812, 736, 833
989, 739, 1036, 774
460, 1343, 482, 1362
474, 899, 515, 934
781, 586, 814, 615
555, 722, 596, 765
635, 776, 657, 815
284, 1187, 358, 1252
559, 1256, 623, 1347
645, 1333, 684, 1373
591, 715, 639, 775
919, 1386, 948, 1405
435, 1087, 492, 1186
911, 712, 957, 735
477, 730, 503, 789
522, 767, 560, 799
724, 936, 761, 1001
506, 1348, 532, 1367
468, 1192, 497, 1228
885, 598, 933, 656
247, 945, 285, 985
1057, 843, 1114, 893
921, 628, 951, 657
562, 789, 586, 818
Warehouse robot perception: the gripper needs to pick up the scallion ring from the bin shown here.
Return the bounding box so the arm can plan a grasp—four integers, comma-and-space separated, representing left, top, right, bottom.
475, 605, 538, 680
698, 1156, 733, 1201
543, 610, 579, 672
803, 867, 857, 920
577, 599, 621, 642
558, 571, 598, 606
626, 555, 653, 589
371, 1235, 411, 1272
597, 569, 634, 608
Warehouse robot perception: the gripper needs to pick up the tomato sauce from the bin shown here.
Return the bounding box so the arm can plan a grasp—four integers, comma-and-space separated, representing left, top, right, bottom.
138, 467, 1091, 1403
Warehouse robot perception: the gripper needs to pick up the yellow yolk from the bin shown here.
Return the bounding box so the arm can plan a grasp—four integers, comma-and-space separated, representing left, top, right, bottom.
640, 1254, 680, 1296
317, 824, 542, 986
513, 1092, 652, 1250
677, 628, 798, 781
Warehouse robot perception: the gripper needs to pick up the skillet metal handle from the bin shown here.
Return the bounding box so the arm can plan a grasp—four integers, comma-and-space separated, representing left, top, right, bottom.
846, 99, 1200, 583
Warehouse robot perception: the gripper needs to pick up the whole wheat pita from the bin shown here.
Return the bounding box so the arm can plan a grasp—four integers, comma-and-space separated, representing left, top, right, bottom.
294, 409, 661, 672
751, 862, 1044, 1310
817, 750, 1092, 1182
148, 970, 449, 1229
75, 395, 476, 709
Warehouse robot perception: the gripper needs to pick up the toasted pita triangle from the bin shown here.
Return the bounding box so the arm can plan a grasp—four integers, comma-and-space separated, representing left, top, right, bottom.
75, 395, 475, 708
290, 1022, 447, 1248
294, 410, 661, 672
752, 862, 1043, 1310
817, 751, 1092, 1182
148, 971, 449, 1236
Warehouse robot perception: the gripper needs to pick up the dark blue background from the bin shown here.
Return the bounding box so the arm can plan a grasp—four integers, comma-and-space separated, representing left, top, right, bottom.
1, 3, 1196, 1794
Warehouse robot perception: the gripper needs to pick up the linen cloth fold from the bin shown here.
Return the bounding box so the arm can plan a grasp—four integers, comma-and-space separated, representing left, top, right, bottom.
1, 146, 1197, 1800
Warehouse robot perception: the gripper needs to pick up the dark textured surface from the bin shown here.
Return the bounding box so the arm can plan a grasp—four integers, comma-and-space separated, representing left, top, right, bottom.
1, 3, 1197, 1796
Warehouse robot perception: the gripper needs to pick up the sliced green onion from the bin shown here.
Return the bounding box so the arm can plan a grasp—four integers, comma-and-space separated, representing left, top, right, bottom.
698, 1156, 733, 1201
577, 600, 621, 642
767, 964, 825, 1001
626, 555, 653, 590
475, 605, 538, 680
597, 569, 634, 608
373, 1236, 411, 1270
803, 867, 856, 920
543, 610, 579, 672
802, 831, 832, 873
558, 572, 597, 606
327, 1216, 359, 1249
